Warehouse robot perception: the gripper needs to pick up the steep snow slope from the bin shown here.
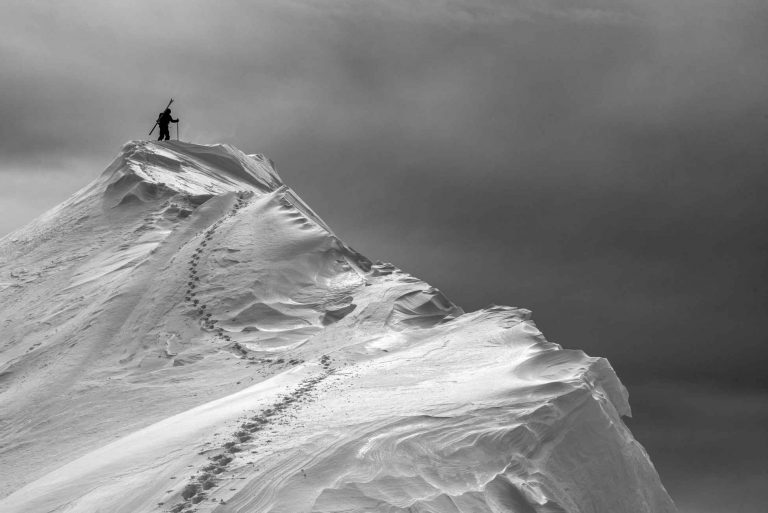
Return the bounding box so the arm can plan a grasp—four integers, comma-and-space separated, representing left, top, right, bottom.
0, 141, 676, 513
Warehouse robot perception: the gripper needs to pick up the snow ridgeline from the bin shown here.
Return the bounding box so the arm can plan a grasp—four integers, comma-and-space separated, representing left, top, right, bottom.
0, 141, 676, 513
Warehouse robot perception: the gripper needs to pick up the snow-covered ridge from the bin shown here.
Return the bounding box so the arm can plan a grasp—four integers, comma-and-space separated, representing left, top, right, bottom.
102, 140, 283, 206
0, 142, 676, 512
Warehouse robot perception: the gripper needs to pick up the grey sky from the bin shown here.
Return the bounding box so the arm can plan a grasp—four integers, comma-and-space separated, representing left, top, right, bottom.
2, 1, 768, 511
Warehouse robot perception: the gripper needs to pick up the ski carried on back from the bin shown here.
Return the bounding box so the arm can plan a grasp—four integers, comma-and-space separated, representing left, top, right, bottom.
149, 98, 174, 136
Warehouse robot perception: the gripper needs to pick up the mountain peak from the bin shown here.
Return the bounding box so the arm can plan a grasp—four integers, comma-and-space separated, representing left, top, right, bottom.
0, 140, 676, 513
102, 140, 283, 207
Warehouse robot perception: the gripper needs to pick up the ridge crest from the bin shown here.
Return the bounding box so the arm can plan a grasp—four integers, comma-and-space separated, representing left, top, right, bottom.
101, 140, 283, 206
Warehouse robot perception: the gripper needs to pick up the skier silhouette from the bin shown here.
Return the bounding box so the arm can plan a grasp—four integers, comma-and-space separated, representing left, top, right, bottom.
156, 108, 179, 141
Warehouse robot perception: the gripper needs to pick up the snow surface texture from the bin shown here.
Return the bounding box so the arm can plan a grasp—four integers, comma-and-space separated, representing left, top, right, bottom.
0, 141, 676, 513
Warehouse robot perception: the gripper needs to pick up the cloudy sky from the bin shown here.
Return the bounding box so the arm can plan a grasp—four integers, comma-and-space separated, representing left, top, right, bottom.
2, 1, 767, 511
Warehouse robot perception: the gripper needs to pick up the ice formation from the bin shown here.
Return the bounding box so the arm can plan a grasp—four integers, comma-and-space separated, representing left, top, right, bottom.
0, 141, 676, 512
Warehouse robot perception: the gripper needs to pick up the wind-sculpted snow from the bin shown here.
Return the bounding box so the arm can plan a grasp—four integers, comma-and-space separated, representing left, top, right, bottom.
102, 141, 282, 206
0, 141, 676, 512
386, 288, 464, 329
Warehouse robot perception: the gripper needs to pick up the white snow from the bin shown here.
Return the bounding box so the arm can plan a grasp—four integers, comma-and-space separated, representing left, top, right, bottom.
0, 141, 676, 512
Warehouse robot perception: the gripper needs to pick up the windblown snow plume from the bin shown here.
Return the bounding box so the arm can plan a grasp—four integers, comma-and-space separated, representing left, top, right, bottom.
0, 141, 676, 513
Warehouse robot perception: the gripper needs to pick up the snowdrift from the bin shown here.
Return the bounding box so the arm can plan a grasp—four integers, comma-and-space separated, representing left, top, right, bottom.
0, 141, 676, 512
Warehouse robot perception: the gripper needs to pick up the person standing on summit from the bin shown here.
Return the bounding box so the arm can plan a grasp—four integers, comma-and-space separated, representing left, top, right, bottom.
156, 107, 179, 141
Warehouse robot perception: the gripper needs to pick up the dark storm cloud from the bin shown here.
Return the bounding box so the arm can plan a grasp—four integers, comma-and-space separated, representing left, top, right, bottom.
2, 2, 768, 510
